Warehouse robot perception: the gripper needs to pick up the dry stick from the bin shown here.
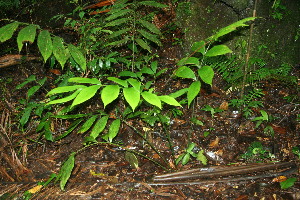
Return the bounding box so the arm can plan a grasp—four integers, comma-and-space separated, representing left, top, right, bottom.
240, 0, 258, 99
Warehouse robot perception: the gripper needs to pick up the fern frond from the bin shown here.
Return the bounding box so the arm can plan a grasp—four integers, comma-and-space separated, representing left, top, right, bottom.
138, 29, 162, 46
138, 1, 167, 8
104, 17, 131, 27
105, 9, 133, 21
138, 19, 161, 35
108, 28, 130, 39
136, 38, 151, 52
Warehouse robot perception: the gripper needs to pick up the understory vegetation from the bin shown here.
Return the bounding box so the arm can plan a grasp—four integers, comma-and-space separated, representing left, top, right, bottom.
0, 0, 299, 196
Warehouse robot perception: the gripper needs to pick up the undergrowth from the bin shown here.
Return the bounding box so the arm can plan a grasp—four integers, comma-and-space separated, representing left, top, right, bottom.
1, 0, 298, 194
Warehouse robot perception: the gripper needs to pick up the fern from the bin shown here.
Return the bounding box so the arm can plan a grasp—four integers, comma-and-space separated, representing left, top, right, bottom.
103, 0, 165, 53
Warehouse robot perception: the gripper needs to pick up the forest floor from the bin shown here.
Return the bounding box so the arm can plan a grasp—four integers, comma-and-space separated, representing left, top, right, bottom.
0, 41, 299, 199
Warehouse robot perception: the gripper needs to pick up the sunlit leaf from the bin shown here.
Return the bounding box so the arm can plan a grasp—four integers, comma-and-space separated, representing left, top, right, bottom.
205, 45, 232, 57
101, 85, 120, 108
123, 87, 140, 111
0, 22, 19, 42
159, 95, 182, 107
71, 85, 101, 107
198, 66, 214, 86
38, 30, 53, 62
108, 77, 128, 87
181, 153, 190, 165
46, 85, 87, 96
141, 91, 161, 109
191, 40, 205, 54
47, 90, 81, 105
175, 66, 196, 80
127, 78, 141, 91
197, 150, 208, 165
17, 24, 37, 52
187, 81, 201, 107
68, 77, 101, 84
208, 17, 256, 41
177, 57, 199, 66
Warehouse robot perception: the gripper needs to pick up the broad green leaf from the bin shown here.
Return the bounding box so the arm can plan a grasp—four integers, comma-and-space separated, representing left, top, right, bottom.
191, 40, 205, 54
101, 85, 120, 108
102, 119, 120, 143
118, 71, 137, 78
169, 88, 188, 98
177, 57, 199, 66
127, 78, 141, 91
181, 153, 190, 165
53, 114, 87, 119
68, 44, 86, 71
138, 19, 161, 35
71, 85, 101, 107
38, 30, 53, 62
159, 95, 182, 107
138, 29, 162, 46
136, 38, 151, 53
68, 77, 101, 84
17, 24, 37, 52
123, 87, 140, 111
108, 77, 128, 87
205, 45, 232, 57
78, 115, 98, 134
46, 85, 87, 96
198, 66, 214, 86
175, 66, 196, 80
52, 36, 70, 68
175, 154, 184, 165
140, 67, 154, 75
47, 90, 80, 105
58, 152, 75, 190
197, 150, 208, 165
187, 81, 201, 107
125, 151, 139, 169
280, 178, 297, 189
105, 9, 133, 21
208, 17, 256, 41
141, 91, 161, 109
138, 1, 167, 8
0, 22, 19, 42
90, 116, 109, 139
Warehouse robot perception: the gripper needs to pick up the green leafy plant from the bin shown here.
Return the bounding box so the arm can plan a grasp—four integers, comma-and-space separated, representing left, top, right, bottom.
173, 17, 256, 107
280, 177, 297, 189
201, 105, 224, 118
229, 88, 264, 118
241, 141, 274, 161
175, 143, 207, 166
